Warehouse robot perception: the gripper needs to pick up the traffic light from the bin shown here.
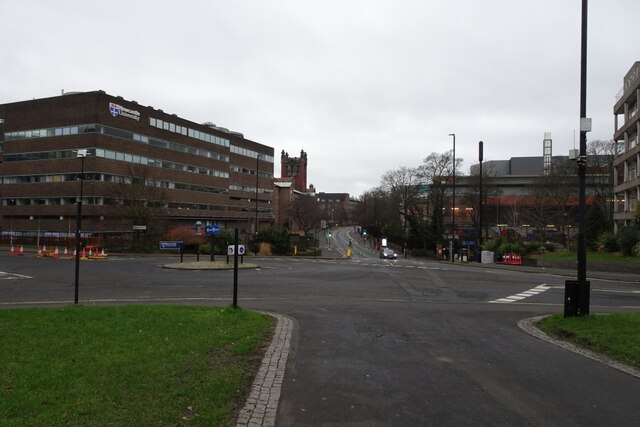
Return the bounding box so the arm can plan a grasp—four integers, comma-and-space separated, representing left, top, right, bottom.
328, 232, 332, 238
363, 230, 367, 237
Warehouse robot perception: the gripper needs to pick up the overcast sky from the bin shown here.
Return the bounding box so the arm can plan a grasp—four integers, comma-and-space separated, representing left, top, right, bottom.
2, 1, 638, 197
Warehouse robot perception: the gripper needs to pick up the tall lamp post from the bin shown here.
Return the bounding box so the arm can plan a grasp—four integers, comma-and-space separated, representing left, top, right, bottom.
449, 133, 456, 262
74, 149, 87, 305
254, 154, 261, 256
565, 0, 590, 317
478, 141, 484, 260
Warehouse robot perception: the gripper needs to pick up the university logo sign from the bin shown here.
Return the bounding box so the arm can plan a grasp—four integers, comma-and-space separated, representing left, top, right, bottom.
108, 102, 141, 121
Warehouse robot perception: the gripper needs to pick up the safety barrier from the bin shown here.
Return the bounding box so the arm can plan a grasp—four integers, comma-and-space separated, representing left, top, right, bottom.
499, 253, 522, 265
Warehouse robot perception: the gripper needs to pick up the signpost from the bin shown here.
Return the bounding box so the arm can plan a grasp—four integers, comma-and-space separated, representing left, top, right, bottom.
160, 241, 183, 262
206, 224, 220, 260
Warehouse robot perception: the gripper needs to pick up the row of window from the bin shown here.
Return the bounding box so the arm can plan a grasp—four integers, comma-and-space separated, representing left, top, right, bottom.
229, 184, 273, 195
1, 173, 229, 195
4, 148, 230, 178
3, 123, 275, 166
2, 197, 273, 214
4, 124, 230, 163
150, 117, 230, 148
230, 164, 272, 178
230, 145, 274, 163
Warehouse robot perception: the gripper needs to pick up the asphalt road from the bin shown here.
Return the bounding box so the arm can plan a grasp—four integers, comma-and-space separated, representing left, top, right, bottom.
1, 230, 639, 426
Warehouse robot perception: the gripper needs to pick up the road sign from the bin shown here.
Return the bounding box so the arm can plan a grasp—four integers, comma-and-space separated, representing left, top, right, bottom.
227, 244, 246, 256
159, 241, 182, 250
132, 225, 147, 231
206, 224, 220, 236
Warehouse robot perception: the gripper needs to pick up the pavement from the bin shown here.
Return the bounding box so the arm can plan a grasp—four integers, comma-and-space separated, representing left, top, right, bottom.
236, 312, 293, 427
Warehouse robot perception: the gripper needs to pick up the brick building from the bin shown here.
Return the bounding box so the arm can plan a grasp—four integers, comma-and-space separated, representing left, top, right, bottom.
0, 91, 274, 243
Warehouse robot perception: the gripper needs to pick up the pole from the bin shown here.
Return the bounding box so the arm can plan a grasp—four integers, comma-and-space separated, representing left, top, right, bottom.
254, 154, 260, 256
478, 141, 484, 255
450, 133, 456, 262
233, 228, 239, 309
576, 0, 590, 316
74, 154, 85, 304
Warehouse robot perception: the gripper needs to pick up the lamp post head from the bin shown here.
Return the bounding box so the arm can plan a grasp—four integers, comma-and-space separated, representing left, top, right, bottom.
76, 149, 88, 158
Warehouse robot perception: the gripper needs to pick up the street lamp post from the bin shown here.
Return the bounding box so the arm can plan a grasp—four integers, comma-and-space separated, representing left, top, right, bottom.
449, 133, 456, 262
565, 0, 590, 317
478, 141, 484, 260
74, 149, 87, 304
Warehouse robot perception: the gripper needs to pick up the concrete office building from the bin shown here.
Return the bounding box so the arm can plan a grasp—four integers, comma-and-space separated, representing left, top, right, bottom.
613, 61, 640, 231
0, 90, 274, 243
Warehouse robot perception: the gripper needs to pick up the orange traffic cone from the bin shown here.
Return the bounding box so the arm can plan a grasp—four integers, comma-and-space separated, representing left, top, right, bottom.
54, 246, 59, 258
19, 246, 24, 256
9, 246, 15, 256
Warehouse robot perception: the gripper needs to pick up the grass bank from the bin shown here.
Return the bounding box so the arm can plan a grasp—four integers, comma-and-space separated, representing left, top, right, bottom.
538, 313, 640, 368
0, 305, 273, 426
532, 251, 640, 264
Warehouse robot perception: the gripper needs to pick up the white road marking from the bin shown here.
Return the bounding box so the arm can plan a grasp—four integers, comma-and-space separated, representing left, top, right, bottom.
0, 271, 33, 280
489, 284, 551, 304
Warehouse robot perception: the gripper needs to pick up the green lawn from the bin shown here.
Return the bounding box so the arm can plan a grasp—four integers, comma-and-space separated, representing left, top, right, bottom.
538, 313, 640, 368
0, 305, 273, 426
532, 251, 640, 264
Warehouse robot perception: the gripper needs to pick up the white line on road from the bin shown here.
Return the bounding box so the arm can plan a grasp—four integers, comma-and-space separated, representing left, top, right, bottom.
489, 284, 551, 304
0, 271, 32, 280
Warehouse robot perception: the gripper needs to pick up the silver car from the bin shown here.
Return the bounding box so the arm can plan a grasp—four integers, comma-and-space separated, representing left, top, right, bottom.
379, 247, 398, 259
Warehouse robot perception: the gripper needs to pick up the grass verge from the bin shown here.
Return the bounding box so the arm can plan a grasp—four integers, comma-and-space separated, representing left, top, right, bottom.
532, 251, 640, 264
0, 305, 274, 426
538, 313, 640, 368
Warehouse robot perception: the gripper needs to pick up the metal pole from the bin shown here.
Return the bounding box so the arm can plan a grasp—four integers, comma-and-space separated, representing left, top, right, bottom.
478, 141, 484, 253
233, 228, 239, 309
577, 0, 590, 315
74, 154, 85, 305
450, 133, 456, 262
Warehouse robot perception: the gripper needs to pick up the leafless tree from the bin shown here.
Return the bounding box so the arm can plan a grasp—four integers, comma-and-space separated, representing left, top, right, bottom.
291, 194, 323, 235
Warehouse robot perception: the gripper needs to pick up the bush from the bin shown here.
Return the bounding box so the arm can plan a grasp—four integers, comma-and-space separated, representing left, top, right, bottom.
602, 233, 619, 252
495, 242, 525, 256
617, 227, 640, 257
411, 248, 431, 258
543, 242, 556, 252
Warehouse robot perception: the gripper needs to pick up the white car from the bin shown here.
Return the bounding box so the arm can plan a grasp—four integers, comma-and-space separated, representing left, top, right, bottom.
379, 247, 398, 259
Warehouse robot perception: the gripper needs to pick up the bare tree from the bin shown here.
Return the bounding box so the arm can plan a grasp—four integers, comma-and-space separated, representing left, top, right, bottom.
587, 139, 616, 230
381, 166, 422, 246
417, 151, 462, 240
528, 158, 579, 246
291, 194, 323, 235
107, 165, 168, 239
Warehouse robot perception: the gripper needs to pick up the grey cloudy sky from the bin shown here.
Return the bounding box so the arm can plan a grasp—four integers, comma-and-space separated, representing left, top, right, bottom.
2, 1, 638, 197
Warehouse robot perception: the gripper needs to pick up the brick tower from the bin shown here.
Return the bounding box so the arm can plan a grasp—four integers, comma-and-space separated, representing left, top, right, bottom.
280, 150, 308, 192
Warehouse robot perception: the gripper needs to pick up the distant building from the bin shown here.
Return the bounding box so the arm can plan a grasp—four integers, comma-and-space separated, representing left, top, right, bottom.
613, 61, 640, 231
0, 91, 274, 243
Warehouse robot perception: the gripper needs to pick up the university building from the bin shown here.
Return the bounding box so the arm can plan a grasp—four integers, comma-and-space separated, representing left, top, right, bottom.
613, 61, 640, 230
0, 90, 274, 243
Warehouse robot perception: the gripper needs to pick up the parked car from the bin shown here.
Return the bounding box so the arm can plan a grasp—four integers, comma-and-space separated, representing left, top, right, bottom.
379, 247, 398, 259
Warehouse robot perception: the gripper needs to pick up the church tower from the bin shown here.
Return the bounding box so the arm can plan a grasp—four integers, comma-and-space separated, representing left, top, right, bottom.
280, 150, 308, 192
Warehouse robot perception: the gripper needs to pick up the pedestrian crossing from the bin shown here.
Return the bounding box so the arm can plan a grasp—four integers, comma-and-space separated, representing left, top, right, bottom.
489, 284, 551, 304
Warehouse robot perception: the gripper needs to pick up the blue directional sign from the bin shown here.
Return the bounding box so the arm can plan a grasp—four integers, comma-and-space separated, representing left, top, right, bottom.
206, 224, 220, 236
159, 241, 182, 250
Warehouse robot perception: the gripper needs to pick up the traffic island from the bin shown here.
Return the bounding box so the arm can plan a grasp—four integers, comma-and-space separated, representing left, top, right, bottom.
163, 261, 259, 270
